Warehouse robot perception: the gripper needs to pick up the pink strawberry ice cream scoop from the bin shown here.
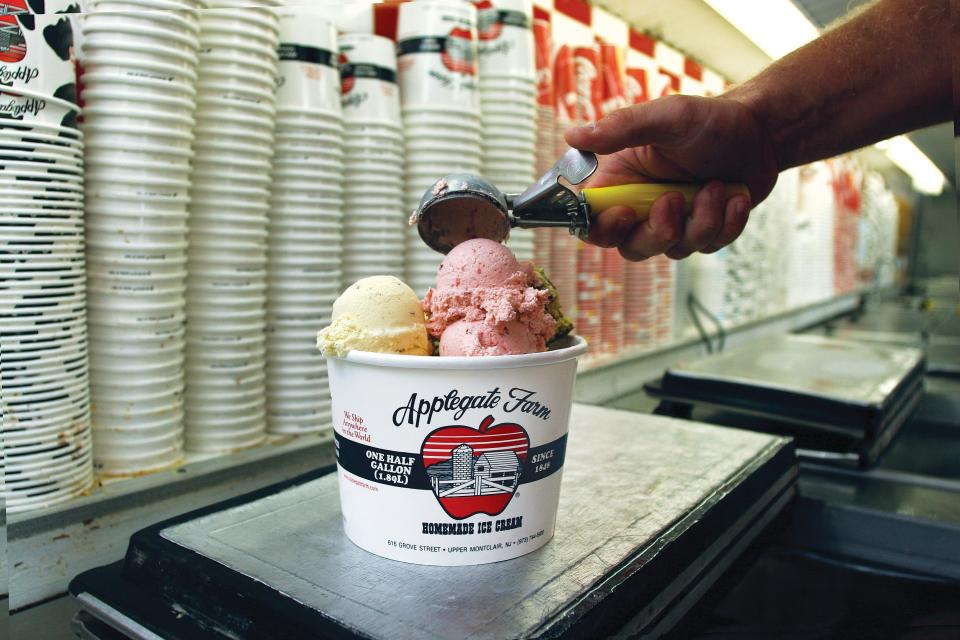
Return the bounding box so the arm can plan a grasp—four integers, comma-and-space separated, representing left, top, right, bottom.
422, 238, 557, 355
440, 319, 542, 356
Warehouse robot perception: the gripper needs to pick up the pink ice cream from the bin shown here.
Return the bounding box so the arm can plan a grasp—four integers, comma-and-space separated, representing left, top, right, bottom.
421, 238, 557, 356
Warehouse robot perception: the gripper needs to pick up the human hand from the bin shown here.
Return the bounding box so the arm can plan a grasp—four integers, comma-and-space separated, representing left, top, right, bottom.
565, 94, 780, 260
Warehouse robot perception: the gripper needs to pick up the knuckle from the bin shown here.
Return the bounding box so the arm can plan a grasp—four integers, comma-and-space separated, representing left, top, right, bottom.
618, 245, 649, 262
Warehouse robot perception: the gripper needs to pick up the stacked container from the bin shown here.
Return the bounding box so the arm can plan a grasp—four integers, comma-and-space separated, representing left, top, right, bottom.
184, 5, 280, 453
265, 10, 342, 435
476, 0, 536, 262
597, 43, 626, 354
398, 0, 482, 295
549, 44, 578, 323
572, 44, 603, 349
79, 0, 204, 476
1, 9, 94, 512
339, 33, 405, 285
532, 18, 555, 271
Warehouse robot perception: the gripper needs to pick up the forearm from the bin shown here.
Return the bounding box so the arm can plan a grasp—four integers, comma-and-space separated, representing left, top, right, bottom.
725, 0, 953, 172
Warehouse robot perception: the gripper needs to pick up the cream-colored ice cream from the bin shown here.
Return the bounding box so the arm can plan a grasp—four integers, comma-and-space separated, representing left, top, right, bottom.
317, 276, 431, 356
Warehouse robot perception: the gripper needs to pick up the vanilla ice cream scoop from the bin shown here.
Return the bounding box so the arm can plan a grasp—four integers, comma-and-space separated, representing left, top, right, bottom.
318, 276, 431, 356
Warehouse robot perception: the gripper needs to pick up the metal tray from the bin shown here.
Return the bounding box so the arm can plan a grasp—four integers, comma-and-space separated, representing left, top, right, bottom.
661, 335, 925, 439
70, 407, 797, 640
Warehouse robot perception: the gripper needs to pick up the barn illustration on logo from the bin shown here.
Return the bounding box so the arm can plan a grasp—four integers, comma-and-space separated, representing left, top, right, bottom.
421, 415, 529, 520
0, 15, 27, 64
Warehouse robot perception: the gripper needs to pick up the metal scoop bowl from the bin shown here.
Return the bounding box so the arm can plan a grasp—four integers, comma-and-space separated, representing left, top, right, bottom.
414, 149, 599, 254
413, 148, 751, 254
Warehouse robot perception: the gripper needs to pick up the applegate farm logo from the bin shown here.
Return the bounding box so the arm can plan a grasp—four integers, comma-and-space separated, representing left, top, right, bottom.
0, 15, 27, 64
474, 1, 502, 41
421, 415, 528, 520
441, 26, 476, 75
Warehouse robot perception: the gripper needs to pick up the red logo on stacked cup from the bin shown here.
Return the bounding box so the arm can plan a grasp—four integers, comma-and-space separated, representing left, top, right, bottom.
474, 0, 503, 41
0, 15, 26, 63
442, 26, 478, 75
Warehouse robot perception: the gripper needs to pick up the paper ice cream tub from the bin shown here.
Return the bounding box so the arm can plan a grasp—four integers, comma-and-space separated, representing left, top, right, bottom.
327, 335, 587, 565
339, 33, 400, 125
1, 13, 76, 99
396, 0, 479, 113
475, 0, 534, 80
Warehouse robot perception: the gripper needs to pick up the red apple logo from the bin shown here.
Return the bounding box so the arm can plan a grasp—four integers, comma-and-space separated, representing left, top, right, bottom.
441, 26, 477, 76
339, 52, 355, 95
0, 16, 27, 64
421, 415, 528, 520
474, 1, 502, 41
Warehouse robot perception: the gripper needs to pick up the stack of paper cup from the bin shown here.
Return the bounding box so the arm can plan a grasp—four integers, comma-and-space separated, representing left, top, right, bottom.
532, 18, 555, 270
339, 33, 405, 284
476, 0, 535, 262
77, 3, 201, 476
600, 250, 624, 354
2, 12, 93, 513
265, 10, 341, 435
397, 0, 481, 295
548, 44, 578, 321
623, 259, 656, 348
183, 5, 280, 453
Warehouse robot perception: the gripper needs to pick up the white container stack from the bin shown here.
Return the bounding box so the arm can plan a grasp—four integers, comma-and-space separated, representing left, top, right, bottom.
265, 10, 342, 435
1, 11, 94, 513
339, 33, 405, 285
184, 6, 280, 453
397, 0, 482, 295
476, 0, 537, 262
79, 1, 203, 476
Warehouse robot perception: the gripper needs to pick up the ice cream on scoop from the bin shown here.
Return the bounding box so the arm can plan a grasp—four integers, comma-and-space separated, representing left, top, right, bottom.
421, 238, 557, 356
317, 276, 431, 356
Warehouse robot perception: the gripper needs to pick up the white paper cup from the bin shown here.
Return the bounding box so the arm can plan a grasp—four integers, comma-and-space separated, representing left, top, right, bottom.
339, 33, 400, 125
396, 0, 478, 113
1, 14, 76, 99
327, 335, 586, 565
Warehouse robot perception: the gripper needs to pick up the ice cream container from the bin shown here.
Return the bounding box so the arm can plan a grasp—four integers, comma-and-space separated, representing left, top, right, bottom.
81, 31, 197, 61
475, 0, 534, 80
199, 13, 278, 41
81, 105, 195, 129
79, 67, 196, 95
397, 0, 478, 113
0, 14, 75, 100
184, 423, 265, 453
402, 115, 482, 134
190, 182, 270, 199
0, 150, 83, 169
0, 141, 82, 160
274, 10, 339, 113
343, 122, 403, 139
94, 447, 182, 478
339, 33, 400, 125
80, 9, 198, 35
88, 0, 201, 13
82, 130, 194, 155
325, 335, 586, 564
81, 42, 198, 73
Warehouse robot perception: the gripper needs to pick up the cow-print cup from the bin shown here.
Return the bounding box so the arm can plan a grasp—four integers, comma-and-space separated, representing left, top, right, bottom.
0, 13, 76, 103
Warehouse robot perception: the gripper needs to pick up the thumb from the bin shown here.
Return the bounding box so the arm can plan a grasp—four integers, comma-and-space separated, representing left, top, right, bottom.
564, 95, 701, 155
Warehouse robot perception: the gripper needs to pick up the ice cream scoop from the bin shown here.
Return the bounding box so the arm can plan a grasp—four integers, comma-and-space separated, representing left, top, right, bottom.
317, 276, 431, 356
422, 239, 557, 356
413, 148, 751, 254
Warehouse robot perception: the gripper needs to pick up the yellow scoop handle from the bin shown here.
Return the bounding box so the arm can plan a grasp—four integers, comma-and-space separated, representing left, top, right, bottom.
581, 183, 750, 219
